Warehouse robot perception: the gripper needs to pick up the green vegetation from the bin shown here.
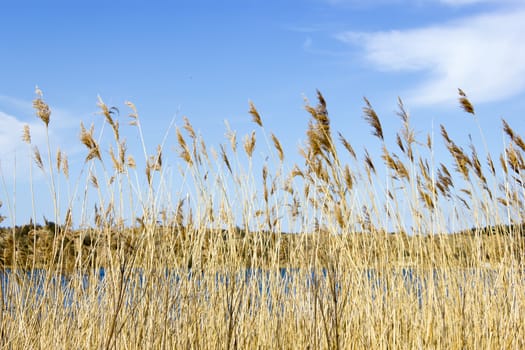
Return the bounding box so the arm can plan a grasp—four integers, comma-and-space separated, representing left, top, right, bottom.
0, 89, 524, 349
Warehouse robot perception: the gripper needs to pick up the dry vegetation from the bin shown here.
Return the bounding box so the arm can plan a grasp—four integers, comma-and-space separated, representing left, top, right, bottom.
0, 88, 524, 349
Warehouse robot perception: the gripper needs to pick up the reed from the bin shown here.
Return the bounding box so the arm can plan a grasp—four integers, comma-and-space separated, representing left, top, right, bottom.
0, 89, 524, 349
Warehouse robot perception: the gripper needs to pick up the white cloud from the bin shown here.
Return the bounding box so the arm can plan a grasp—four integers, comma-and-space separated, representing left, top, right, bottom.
0, 111, 47, 178
0, 94, 87, 184
324, 0, 512, 6
338, 8, 525, 105
438, 0, 501, 5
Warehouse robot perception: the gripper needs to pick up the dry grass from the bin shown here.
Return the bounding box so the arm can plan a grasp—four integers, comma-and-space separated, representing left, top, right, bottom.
0, 89, 524, 349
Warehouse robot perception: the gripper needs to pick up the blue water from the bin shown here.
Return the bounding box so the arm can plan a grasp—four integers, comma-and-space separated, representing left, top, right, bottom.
0, 267, 516, 316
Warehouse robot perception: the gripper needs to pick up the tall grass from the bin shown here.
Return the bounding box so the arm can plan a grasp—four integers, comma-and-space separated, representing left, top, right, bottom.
0, 88, 524, 349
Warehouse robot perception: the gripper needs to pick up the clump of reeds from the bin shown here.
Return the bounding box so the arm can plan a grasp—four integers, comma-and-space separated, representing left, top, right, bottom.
0, 88, 524, 349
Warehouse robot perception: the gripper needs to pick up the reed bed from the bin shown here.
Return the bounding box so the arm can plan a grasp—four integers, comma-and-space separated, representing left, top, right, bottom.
0, 88, 524, 349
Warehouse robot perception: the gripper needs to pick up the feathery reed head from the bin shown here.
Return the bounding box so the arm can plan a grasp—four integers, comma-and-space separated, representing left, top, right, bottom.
22, 124, 31, 144
126, 101, 139, 126
220, 144, 232, 174
33, 87, 51, 127
503, 119, 525, 153
441, 124, 471, 179
271, 133, 284, 162
343, 165, 354, 190
56, 148, 62, 173
363, 97, 383, 140
176, 128, 193, 166
249, 101, 263, 127
225, 122, 237, 153
364, 148, 376, 175
183, 116, 196, 140
62, 154, 69, 179
304, 92, 334, 160
145, 145, 163, 183
243, 131, 256, 158
109, 146, 123, 173
33, 146, 44, 171
436, 163, 453, 198
458, 88, 475, 115
338, 132, 356, 160
79, 122, 101, 162
127, 155, 136, 169
98, 97, 120, 141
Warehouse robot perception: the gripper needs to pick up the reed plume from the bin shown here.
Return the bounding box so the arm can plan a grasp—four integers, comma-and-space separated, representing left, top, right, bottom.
363, 97, 383, 141
176, 128, 193, 166
338, 132, 356, 160
271, 133, 284, 162
79, 122, 101, 162
458, 88, 475, 115
243, 131, 256, 158
22, 124, 31, 144
249, 101, 263, 127
33, 87, 51, 127
33, 146, 45, 171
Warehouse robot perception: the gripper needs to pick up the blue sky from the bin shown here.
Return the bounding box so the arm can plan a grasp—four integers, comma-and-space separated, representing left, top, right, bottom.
1, 0, 525, 228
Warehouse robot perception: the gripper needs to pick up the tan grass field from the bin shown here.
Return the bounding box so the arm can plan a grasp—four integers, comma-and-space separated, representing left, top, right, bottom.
0, 89, 524, 349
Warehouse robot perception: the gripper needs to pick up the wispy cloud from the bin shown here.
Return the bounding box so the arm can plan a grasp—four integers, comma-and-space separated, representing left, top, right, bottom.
438, 0, 505, 6
323, 0, 402, 5
338, 7, 525, 106
0, 111, 47, 178
323, 0, 511, 6
0, 95, 86, 183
